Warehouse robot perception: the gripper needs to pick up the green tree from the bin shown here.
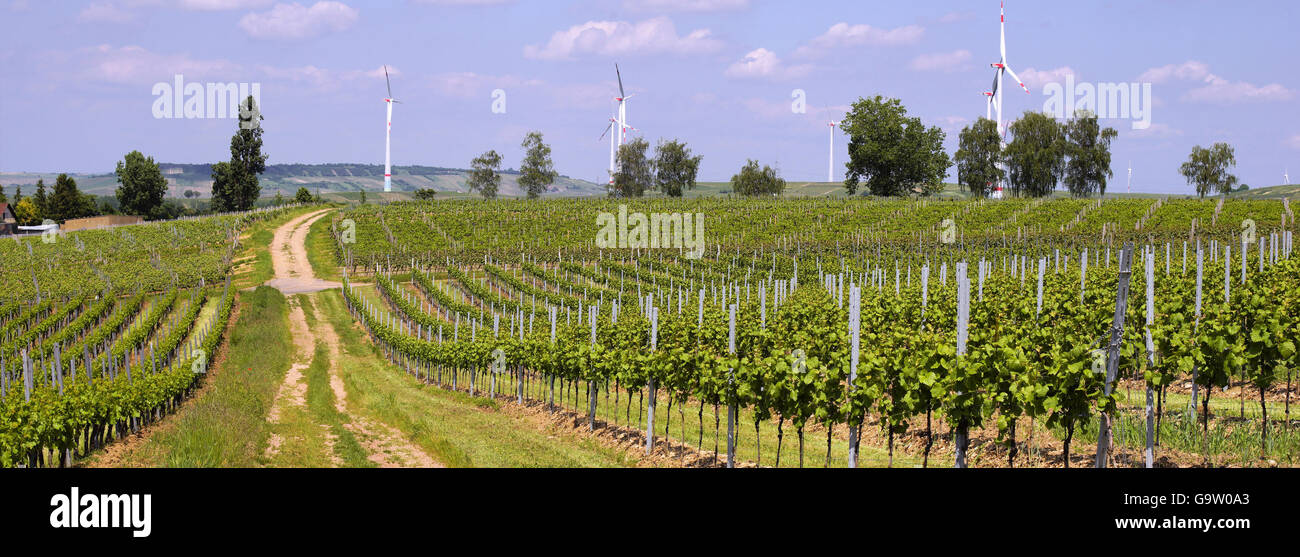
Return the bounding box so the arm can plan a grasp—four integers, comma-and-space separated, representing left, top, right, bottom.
1004, 111, 1067, 198
212, 95, 267, 212
954, 118, 1004, 198
294, 187, 314, 204
413, 188, 438, 200
610, 138, 653, 198
0, 184, 7, 204
50, 173, 97, 222
652, 139, 702, 197
274, 191, 285, 206
842, 96, 951, 196
466, 150, 503, 200
33, 179, 48, 217
13, 198, 39, 226
12, 185, 21, 205
518, 131, 558, 199
115, 151, 169, 218
1063, 110, 1119, 197
359, 190, 367, 205
730, 159, 786, 197
1179, 143, 1238, 198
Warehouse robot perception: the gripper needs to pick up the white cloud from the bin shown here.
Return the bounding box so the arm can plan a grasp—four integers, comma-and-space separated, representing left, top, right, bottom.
1286, 134, 1300, 151
256, 64, 389, 89
623, 0, 750, 12
413, 0, 513, 4
909, 50, 972, 72
724, 48, 810, 80
523, 17, 722, 60
1140, 60, 1294, 103
178, 0, 273, 9
239, 1, 358, 40
71, 44, 241, 84
1130, 123, 1183, 139
79, 2, 137, 23
429, 72, 543, 98
793, 23, 924, 57
1018, 66, 1076, 90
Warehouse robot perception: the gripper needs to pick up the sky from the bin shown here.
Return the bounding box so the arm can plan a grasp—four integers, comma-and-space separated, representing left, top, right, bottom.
0, 0, 1296, 194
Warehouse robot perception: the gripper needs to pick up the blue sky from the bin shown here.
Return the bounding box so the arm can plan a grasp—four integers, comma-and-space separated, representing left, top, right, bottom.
0, 0, 1296, 193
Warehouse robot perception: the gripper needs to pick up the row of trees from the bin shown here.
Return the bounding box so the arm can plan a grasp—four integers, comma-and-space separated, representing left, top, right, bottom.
0, 176, 101, 225
464, 132, 560, 200
954, 110, 1119, 198
609, 138, 704, 198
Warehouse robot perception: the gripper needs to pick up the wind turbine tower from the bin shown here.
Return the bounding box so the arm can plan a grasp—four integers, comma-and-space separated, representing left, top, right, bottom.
383, 66, 401, 193
827, 121, 839, 183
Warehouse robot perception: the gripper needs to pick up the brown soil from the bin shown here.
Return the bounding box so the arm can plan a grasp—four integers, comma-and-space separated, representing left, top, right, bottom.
264, 209, 343, 294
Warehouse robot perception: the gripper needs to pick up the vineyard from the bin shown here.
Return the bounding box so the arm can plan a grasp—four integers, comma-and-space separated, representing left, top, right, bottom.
328, 196, 1298, 467
0, 206, 299, 467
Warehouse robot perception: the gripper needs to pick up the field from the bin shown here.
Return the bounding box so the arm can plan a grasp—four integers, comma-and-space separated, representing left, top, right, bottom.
1, 195, 1296, 468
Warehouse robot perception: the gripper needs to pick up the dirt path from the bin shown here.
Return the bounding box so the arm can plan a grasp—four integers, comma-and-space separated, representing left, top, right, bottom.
265, 209, 342, 295
260, 208, 440, 467
311, 300, 441, 468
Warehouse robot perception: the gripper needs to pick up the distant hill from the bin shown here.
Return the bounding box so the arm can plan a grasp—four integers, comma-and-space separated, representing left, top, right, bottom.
0, 163, 607, 200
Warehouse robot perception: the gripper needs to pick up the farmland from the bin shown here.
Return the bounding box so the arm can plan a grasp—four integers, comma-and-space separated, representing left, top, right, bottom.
1, 196, 1296, 468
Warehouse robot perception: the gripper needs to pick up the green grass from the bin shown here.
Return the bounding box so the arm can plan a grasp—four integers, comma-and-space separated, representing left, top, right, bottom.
305, 210, 343, 282
297, 295, 372, 467
315, 289, 635, 468
108, 287, 294, 467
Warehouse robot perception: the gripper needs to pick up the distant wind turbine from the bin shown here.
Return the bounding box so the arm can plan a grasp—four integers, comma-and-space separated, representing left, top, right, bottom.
1286, 168, 1291, 185
827, 121, 839, 183
383, 66, 401, 193
605, 64, 637, 185
1128, 162, 1133, 194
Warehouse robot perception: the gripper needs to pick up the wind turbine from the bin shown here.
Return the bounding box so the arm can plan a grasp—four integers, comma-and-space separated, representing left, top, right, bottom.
599, 115, 618, 186
383, 65, 401, 193
604, 64, 637, 185
827, 121, 839, 183
1128, 161, 1133, 194
1286, 168, 1291, 185
984, 2, 1030, 139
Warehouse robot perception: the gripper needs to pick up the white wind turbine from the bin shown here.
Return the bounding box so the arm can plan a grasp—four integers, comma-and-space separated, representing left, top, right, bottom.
983, 1, 1030, 139
1128, 161, 1133, 194
827, 121, 839, 183
1286, 168, 1291, 185
603, 64, 637, 185
382, 66, 401, 193
981, 1, 1031, 198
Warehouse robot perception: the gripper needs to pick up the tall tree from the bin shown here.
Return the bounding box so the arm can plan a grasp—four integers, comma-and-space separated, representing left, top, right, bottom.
33, 179, 48, 218
294, 187, 314, 204
518, 131, 557, 199
0, 184, 7, 203
1179, 143, 1238, 199
954, 118, 1004, 198
730, 159, 786, 197
50, 173, 98, 222
1063, 110, 1119, 197
1004, 111, 1067, 198
652, 139, 702, 197
842, 95, 951, 196
212, 95, 267, 212
466, 150, 503, 200
610, 138, 653, 198
12, 185, 21, 205
115, 151, 169, 218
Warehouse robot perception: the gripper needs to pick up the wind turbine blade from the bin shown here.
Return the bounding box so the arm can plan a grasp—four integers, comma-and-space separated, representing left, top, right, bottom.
385, 65, 393, 99
599, 122, 613, 141
1003, 65, 1030, 93
615, 63, 625, 99
990, 71, 1000, 98
1000, 2, 1007, 60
